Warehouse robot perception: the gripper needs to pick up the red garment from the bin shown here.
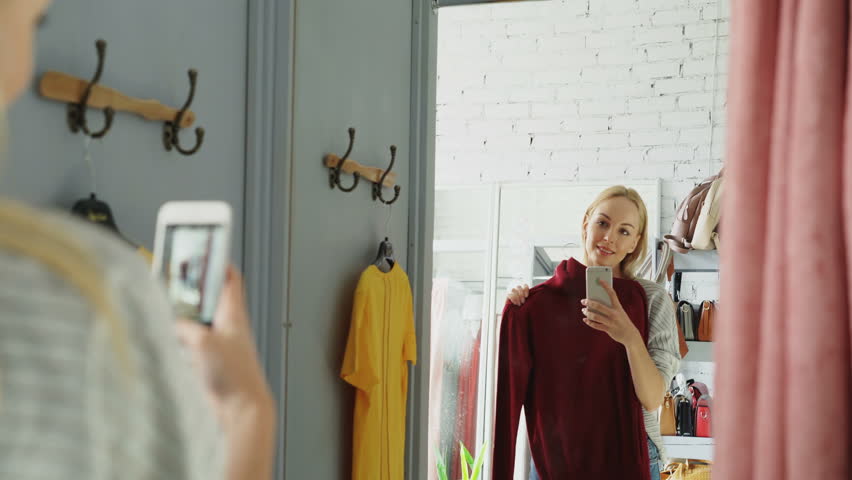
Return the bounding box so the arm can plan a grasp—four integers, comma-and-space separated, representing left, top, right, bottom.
492, 258, 650, 480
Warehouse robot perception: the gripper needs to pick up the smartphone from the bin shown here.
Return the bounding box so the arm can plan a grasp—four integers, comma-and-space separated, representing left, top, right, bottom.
152, 201, 232, 325
585, 266, 613, 309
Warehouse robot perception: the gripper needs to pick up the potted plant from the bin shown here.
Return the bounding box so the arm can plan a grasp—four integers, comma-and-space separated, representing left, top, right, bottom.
436, 442, 487, 480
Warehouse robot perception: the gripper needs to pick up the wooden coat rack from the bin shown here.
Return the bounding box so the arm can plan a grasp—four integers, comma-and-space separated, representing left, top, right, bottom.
38, 39, 204, 155
40, 70, 196, 129
323, 127, 402, 205
323, 153, 397, 188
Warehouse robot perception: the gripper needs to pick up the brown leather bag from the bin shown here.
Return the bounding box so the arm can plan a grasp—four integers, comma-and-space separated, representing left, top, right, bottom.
660, 392, 677, 436
697, 300, 715, 341
664, 172, 722, 254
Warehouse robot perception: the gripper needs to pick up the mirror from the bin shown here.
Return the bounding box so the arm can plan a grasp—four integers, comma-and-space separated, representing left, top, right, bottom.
432, 0, 727, 477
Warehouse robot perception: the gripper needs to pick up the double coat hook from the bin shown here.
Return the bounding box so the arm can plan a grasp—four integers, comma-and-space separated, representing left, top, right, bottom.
372, 145, 401, 205
41, 39, 206, 152
324, 127, 402, 204
163, 69, 205, 155
67, 39, 114, 139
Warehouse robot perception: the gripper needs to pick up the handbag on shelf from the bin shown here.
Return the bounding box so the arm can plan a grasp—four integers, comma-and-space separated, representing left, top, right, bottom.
695, 396, 712, 438
660, 392, 677, 436
691, 174, 724, 251
662, 460, 712, 480
678, 301, 697, 341
665, 171, 723, 254
688, 381, 710, 409
675, 395, 694, 436
697, 300, 715, 341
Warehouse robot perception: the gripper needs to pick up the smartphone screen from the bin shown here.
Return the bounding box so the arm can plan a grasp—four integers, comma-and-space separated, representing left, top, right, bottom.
159, 224, 228, 325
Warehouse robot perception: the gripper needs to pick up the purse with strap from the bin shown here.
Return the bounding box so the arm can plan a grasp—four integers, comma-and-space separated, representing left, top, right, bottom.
678, 301, 697, 341
697, 300, 714, 341
670, 298, 690, 358
664, 172, 722, 254
660, 392, 677, 436
691, 175, 724, 250
675, 395, 694, 436
688, 381, 710, 405
695, 396, 712, 438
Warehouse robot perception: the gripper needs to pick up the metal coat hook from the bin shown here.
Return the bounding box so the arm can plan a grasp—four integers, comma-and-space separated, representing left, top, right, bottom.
372, 145, 401, 205
329, 127, 360, 192
67, 39, 114, 139
163, 69, 205, 155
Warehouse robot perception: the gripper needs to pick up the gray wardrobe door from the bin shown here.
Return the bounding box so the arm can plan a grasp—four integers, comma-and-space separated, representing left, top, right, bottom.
3, 0, 247, 261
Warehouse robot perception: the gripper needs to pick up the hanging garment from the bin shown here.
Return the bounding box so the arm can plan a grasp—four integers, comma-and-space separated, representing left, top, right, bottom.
341, 263, 417, 480
493, 258, 650, 480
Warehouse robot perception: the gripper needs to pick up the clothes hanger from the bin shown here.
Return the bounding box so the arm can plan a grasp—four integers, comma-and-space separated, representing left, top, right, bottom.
373, 205, 395, 273
69, 137, 134, 247
373, 237, 395, 273
71, 192, 125, 237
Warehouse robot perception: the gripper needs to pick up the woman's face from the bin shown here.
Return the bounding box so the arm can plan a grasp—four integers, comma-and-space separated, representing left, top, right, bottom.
582, 196, 642, 277
0, 0, 51, 106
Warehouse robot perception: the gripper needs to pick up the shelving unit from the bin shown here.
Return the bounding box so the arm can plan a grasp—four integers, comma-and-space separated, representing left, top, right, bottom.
683, 341, 713, 363
662, 436, 714, 461
665, 250, 718, 461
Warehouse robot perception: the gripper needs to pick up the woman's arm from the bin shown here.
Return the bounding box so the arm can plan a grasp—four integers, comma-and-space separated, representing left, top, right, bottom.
623, 332, 667, 411
220, 398, 276, 480
581, 280, 667, 411
176, 267, 277, 480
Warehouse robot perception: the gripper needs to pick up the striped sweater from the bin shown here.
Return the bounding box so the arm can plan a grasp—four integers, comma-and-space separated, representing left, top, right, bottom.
0, 211, 224, 480
635, 278, 681, 461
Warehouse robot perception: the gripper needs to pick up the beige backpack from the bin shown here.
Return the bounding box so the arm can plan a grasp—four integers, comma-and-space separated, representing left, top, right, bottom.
690, 175, 724, 250
664, 171, 723, 254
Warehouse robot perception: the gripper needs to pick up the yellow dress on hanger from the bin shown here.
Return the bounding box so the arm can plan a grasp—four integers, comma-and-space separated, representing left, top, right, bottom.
341, 263, 417, 480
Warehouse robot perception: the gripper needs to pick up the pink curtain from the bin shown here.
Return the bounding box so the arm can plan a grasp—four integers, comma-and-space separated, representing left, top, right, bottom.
717, 1, 851, 478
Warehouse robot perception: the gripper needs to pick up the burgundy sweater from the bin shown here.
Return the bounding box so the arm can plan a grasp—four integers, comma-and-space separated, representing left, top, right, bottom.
492, 258, 650, 480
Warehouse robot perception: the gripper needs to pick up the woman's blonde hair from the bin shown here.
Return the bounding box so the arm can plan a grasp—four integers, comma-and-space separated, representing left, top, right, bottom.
582, 185, 649, 280
0, 106, 131, 370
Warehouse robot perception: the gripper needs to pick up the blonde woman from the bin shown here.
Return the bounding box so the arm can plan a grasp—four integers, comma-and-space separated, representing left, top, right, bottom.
0, 1, 275, 479
507, 187, 680, 480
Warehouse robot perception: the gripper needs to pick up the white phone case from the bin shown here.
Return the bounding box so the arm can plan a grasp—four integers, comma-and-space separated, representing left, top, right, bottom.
585, 266, 613, 308
152, 201, 232, 325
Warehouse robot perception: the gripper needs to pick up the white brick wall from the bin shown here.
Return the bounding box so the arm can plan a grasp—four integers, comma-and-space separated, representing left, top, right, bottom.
435, 0, 730, 238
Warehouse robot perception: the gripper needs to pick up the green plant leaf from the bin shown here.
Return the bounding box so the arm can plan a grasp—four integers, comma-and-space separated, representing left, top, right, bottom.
460, 446, 470, 480
470, 443, 487, 480
461, 442, 475, 468
435, 447, 448, 480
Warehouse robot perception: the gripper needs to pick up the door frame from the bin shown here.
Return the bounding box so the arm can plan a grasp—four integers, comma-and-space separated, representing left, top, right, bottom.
244, 0, 295, 478
406, 1, 438, 480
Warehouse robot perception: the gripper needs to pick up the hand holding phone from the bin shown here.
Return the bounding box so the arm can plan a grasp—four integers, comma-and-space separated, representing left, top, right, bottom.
152, 201, 232, 325
582, 266, 645, 347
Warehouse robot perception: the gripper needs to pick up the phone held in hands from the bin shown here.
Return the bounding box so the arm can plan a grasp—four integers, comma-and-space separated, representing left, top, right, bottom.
152, 201, 232, 325
585, 266, 613, 311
